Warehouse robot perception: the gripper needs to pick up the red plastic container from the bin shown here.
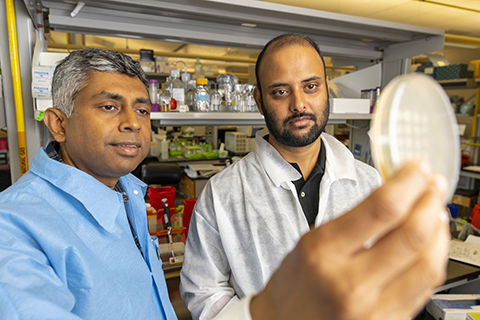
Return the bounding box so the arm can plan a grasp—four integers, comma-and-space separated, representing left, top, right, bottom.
0, 138, 7, 150
183, 199, 197, 239
148, 186, 176, 212
471, 204, 480, 229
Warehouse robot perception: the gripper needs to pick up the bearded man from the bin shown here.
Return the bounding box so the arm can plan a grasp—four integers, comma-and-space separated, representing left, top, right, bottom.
180, 33, 383, 319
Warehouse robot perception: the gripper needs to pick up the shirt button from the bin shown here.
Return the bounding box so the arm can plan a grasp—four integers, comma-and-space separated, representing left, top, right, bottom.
134, 190, 139, 195
150, 272, 153, 276
301, 191, 306, 197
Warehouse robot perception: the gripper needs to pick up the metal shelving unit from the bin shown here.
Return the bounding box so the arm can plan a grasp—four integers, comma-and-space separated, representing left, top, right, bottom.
439, 79, 480, 187
438, 78, 480, 90
1, 0, 447, 181
40, 0, 444, 64
150, 112, 372, 126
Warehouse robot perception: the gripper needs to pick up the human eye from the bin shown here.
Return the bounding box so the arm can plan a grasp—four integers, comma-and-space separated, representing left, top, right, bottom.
137, 108, 150, 115
101, 104, 117, 111
305, 83, 318, 92
272, 89, 288, 98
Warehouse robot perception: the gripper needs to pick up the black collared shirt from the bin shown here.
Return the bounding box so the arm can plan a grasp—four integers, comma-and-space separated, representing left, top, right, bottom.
290, 143, 326, 226
262, 136, 326, 226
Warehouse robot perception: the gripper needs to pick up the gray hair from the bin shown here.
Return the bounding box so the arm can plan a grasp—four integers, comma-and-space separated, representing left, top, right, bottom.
52, 48, 149, 118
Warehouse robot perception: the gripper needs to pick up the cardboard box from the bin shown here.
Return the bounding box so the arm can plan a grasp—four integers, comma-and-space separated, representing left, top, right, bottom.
179, 174, 208, 199
452, 194, 475, 207
427, 294, 480, 320
467, 312, 480, 320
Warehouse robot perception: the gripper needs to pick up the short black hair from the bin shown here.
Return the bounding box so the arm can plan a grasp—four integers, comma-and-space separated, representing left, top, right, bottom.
255, 33, 327, 98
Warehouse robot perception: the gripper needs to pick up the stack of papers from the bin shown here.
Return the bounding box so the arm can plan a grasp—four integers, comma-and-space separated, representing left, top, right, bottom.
449, 235, 480, 267
184, 164, 221, 179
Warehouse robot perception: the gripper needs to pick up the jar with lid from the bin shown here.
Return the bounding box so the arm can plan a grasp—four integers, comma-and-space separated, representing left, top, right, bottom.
165, 70, 186, 111
194, 78, 210, 112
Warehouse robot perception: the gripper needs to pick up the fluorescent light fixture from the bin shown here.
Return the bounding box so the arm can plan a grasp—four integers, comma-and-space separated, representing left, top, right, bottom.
241, 23, 257, 28
444, 42, 480, 49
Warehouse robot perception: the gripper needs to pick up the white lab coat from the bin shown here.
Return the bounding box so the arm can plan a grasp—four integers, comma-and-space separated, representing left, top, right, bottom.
181, 131, 383, 320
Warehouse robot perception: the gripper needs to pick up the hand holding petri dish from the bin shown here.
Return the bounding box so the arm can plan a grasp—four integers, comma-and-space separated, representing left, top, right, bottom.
369, 73, 460, 201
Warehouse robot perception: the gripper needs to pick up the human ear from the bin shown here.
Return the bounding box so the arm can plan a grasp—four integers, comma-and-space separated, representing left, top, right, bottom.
43, 108, 68, 143
253, 87, 264, 115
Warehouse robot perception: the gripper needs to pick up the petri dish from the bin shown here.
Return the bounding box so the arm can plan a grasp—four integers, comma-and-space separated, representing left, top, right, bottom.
369, 73, 460, 201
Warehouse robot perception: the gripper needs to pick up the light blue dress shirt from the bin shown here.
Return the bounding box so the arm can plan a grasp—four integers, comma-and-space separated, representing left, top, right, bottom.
0, 148, 177, 320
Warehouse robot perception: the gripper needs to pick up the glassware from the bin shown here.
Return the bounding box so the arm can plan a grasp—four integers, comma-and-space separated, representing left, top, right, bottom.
232, 84, 246, 112
245, 85, 257, 112
194, 78, 210, 112
185, 80, 196, 111
210, 83, 222, 112
149, 79, 160, 112
165, 70, 186, 111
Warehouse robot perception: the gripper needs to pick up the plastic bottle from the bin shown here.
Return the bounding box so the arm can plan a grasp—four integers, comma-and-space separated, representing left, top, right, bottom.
181, 72, 191, 84
245, 85, 257, 112
165, 70, 186, 111
150, 131, 160, 157
161, 136, 169, 160
210, 83, 221, 112
194, 58, 203, 79
232, 84, 246, 112
149, 79, 160, 112
373, 86, 381, 113
185, 80, 197, 111
217, 74, 233, 111
194, 78, 210, 112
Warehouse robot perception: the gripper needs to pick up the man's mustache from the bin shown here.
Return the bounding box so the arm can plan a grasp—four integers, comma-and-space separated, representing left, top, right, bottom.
283, 112, 317, 126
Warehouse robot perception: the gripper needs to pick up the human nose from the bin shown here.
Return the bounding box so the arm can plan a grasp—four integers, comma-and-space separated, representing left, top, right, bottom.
119, 107, 141, 132
290, 89, 306, 113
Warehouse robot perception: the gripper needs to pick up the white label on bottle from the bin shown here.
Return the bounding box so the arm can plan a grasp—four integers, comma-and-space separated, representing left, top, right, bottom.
172, 88, 185, 103
212, 97, 221, 104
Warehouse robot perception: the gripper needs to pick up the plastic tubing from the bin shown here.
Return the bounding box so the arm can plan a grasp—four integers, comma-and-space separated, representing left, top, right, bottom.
6, 0, 28, 175
172, 60, 187, 73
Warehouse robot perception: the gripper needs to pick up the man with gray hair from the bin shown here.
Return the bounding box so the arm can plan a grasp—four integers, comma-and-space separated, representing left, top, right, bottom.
0, 48, 176, 319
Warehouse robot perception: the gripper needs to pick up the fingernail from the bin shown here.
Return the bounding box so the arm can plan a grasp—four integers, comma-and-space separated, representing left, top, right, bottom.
418, 159, 433, 175
433, 174, 449, 194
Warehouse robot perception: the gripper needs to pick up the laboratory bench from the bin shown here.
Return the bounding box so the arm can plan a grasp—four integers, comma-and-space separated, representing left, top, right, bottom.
161, 257, 480, 320
413, 259, 480, 320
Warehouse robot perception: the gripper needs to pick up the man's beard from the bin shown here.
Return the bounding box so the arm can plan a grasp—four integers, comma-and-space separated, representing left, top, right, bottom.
261, 100, 329, 147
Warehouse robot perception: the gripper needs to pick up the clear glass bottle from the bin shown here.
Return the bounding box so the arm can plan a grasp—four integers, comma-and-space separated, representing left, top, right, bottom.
185, 80, 196, 111
217, 74, 232, 111
232, 84, 246, 112
149, 79, 160, 112
157, 83, 170, 112
194, 78, 210, 112
165, 70, 186, 111
210, 83, 221, 112
245, 85, 257, 112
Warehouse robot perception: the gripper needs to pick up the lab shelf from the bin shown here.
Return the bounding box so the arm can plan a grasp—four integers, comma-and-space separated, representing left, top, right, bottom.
150, 112, 372, 126
460, 169, 480, 180
41, 0, 444, 63
438, 79, 480, 90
